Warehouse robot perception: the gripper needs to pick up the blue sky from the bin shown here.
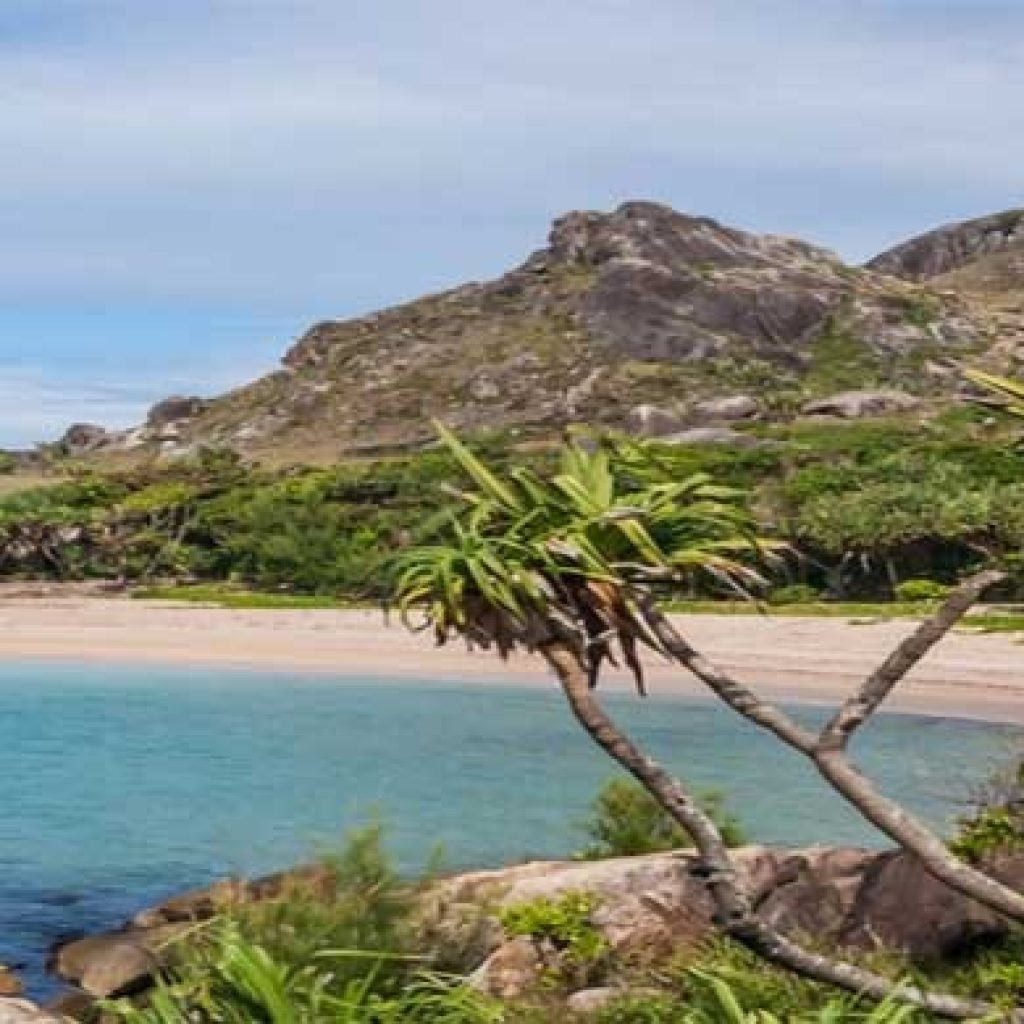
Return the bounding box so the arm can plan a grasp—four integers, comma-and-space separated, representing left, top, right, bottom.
0, 1, 1021, 446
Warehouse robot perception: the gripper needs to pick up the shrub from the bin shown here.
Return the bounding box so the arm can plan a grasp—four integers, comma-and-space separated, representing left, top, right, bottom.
578, 778, 747, 859
949, 756, 1024, 863
499, 891, 609, 987
233, 823, 416, 991
893, 579, 952, 603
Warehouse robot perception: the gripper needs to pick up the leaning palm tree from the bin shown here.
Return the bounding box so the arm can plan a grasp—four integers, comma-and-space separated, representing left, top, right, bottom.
388, 426, 1002, 1020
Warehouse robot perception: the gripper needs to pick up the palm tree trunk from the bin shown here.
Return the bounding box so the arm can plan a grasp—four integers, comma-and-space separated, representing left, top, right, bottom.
538, 639, 1003, 1020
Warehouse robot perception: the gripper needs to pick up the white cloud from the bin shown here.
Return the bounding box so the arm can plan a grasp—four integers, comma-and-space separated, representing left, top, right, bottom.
0, 0, 1021, 441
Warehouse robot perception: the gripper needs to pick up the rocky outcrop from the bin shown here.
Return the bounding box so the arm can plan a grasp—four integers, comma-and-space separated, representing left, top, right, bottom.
94, 200, 988, 459
868, 210, 1024, 281
48, 846, 1024, 1011
56, 424, 114, 455
146, 396, 208, 428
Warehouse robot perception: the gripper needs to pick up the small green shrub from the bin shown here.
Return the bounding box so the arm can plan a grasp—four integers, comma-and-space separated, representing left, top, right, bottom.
767, 584, 820, 605
950, 807, 1024, 863
893, 579, 951, 603
949, 756, 1024, 863
578, 778, 747, 859
499, 891, 608, 986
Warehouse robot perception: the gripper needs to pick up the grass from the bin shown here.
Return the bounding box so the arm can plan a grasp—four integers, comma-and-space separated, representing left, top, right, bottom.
132, 585, 355, 609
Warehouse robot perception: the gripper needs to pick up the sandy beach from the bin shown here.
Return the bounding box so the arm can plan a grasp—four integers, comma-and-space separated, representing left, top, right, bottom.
0, 596, 1018, 725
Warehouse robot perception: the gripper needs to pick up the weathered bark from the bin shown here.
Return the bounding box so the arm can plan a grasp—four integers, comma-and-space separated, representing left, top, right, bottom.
643, 572, 1024, 923
818, 570, 1005, 750
539, 638, 1004, 1020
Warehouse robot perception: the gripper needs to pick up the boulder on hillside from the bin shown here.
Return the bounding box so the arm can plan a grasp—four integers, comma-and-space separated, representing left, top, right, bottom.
801, 389, 921, 419
625, 404, 686, 437
663, 427, 757, 446
868, 209, 1024, 281
146, 396, 207, 427
57, 424, 113, 455
692, 394, 760, 422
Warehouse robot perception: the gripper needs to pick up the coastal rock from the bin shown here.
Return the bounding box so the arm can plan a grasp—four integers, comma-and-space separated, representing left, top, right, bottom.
0, 1000, 70, 1023
468, 937, 541, 999
0, 971, 21, 999
840, 850, 1024, 960
51, 923, 185, 998
51, 845, 1024, 1002
801, 389, 921, 419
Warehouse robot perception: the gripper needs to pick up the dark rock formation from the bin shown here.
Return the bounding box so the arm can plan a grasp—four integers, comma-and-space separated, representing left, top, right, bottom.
56, 424, 112, 455
104, 201, 986, 458
146, 396, 207, 427
868, 209, 1024, 281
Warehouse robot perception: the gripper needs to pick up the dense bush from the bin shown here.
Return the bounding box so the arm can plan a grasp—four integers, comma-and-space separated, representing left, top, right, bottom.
0, 414, 1021, 599
577, 778, 747, 859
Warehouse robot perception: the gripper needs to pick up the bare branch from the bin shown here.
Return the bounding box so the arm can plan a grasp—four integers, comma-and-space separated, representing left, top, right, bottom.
818, 569, 1006, 751
642, 600, 818, 754
539, 639, 1007, 1020
645, 600, 1024, 923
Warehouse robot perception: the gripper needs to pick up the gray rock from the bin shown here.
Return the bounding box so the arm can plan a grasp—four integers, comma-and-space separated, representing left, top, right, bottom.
692, 394, 760, 421
662, 427, 754, 446
469, 378, 500, 402
867, 209, 1024, 280
57, 424, 111, 454
146, 395, 207, 427
0, 1000, 69, 1023
841, 850, 1024, 960
625, 404, 685, 437
566, 987, 626, 1014
801, 389, 921, 419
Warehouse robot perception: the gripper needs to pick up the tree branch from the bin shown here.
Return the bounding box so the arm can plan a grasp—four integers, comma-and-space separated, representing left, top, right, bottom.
539, 639, 1006, 1020
818, 570, 1006, 751
644, 601, 1024, 923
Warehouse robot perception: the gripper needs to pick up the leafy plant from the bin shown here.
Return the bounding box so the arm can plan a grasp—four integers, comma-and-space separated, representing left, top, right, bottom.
577, 778, 746, 858
767, 583, 821, 605
893, 579, 951, 603
499, 891, 609, 986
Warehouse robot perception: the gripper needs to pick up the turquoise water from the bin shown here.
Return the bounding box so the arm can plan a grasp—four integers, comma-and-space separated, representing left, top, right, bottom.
0, 662, 1019, 997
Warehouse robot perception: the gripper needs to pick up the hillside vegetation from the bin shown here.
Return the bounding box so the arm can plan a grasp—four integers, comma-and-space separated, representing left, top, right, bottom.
1, 410, 1022, 602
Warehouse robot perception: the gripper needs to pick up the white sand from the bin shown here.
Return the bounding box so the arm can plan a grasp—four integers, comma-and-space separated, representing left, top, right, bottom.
0, 598, 1020, 725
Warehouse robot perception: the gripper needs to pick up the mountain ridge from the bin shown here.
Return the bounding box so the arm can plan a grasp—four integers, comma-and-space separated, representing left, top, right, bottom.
58, 202, 1023, 463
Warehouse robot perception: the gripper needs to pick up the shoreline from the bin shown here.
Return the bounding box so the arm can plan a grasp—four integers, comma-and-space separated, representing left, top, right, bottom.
0, 597, 1019, 726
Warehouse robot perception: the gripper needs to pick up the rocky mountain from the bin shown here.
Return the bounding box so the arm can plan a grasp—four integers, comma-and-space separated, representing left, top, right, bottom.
60, 202, 1022, 462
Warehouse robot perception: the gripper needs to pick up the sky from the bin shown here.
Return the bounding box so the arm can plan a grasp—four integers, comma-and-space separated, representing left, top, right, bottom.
0, 1, 1021, 446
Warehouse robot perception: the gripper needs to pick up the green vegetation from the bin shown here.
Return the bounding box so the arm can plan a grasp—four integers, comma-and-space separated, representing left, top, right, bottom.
577, 778, 746, 858
500, 891, 609, 987
949, 757, 1024, 863
1, 409, 1023, 603
93, 821, 1024, 1023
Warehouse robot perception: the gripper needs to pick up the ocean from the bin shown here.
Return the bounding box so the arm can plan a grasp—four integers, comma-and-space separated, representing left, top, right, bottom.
0, 661, 1018, 997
